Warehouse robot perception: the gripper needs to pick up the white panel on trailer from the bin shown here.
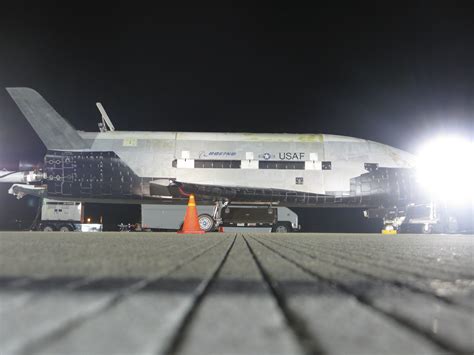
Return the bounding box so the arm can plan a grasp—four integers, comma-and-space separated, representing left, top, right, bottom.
41, 199, 83, 222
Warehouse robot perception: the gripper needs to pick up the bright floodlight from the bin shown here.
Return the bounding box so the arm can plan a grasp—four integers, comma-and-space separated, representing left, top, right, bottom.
416, 136, 474, 203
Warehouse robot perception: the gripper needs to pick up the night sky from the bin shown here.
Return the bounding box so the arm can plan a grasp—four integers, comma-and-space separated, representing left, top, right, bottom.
0, 2, 473, 231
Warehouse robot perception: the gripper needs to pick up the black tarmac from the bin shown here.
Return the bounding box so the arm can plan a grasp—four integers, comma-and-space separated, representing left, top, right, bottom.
0, 232, 473, 354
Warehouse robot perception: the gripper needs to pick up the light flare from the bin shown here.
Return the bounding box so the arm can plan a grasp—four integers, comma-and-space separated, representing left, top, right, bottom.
416, 136, 474, 203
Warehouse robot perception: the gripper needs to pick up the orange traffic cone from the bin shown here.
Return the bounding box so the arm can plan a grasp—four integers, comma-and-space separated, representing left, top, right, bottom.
177, 194, 205, 234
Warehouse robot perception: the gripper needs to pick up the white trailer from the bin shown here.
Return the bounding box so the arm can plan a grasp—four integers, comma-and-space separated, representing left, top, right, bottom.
36, 198, 102, 232
141, 204, 300, 233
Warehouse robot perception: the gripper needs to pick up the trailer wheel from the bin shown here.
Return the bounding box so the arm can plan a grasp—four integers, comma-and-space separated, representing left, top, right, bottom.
59, 225, 73, 232
272, 222, 292, 233
198, 214, 215, 232
42, 225, 56, 232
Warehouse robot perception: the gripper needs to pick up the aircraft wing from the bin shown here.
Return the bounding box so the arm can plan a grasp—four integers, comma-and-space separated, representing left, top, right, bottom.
166, 180, 384, 207
166, 167, 420, 207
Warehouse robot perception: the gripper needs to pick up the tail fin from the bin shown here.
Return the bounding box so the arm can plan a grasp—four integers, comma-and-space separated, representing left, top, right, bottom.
6, 87, 88, 150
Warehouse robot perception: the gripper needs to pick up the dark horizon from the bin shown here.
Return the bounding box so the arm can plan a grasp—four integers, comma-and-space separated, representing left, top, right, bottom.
1, 2, 473, 231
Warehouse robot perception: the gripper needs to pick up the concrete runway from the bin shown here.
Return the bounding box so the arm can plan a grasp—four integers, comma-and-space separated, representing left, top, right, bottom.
0, 232, 473, 355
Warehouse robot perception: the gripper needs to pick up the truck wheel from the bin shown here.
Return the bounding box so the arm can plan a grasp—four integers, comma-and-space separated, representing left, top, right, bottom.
59, 225, 73, 232
42, 225, 56, 232
421, 224, 433, 234
198, 214, 215, 232
447, 217, 458, 234
272, 222, 291, 233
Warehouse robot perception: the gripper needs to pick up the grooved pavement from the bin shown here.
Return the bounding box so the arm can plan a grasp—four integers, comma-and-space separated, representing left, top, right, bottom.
0, 232, 473, 354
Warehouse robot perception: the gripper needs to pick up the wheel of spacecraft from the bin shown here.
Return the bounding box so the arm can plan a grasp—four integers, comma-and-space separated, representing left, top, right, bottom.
272, 222, 292, 233
198, 214, 215, 232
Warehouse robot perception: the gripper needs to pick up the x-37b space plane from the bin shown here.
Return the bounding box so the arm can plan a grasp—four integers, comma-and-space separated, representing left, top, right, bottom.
5, 88, 425, 227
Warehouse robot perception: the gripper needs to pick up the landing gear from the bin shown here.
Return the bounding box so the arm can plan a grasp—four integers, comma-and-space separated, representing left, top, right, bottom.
364, 207, 404, 233
211, 200, 229, 230
365, 202, 459, 234
382, 223, 397, 232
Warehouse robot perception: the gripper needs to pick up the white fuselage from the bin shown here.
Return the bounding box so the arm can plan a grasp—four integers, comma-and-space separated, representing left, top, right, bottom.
78, 131, 415, 196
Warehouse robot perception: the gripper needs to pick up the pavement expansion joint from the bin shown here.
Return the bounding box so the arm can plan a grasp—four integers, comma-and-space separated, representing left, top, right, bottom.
0, 232, 472, 354
161, 235, 237, 355
250, 236, 470, 354
14, 236, 232, 355
289, 237, 474, 280
262, 236, 473, 311
244, 235, 326, 355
